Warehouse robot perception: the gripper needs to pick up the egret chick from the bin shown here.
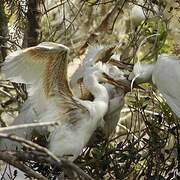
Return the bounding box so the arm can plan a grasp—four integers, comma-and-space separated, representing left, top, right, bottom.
45, 66, 111, 161
1, 42, 124, 160
0, 42, 70, 150
70, 45, 130, 138
39, 51, 122, 160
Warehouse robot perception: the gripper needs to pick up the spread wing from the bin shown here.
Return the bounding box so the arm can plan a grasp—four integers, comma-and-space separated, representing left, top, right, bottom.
2, 42, 86, 131
2, 43, 68, 116
0, 43, 89, 152
1, 43, 54, 125
2, 46, 46, 84
39, 44, 90, 125
153, 54, 180, 118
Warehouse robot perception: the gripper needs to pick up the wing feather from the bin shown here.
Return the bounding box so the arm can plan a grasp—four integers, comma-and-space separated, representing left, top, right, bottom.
153, 54, 180, 118
2, 42, 87, 132
1, 42, 91, 153
40, 45, 89, 124
2, 48, 46, 84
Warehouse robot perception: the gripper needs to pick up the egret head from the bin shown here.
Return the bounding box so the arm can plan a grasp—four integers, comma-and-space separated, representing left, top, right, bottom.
83, 64, 105, 81
128, 62, 154, 85
91, 61, 133, 92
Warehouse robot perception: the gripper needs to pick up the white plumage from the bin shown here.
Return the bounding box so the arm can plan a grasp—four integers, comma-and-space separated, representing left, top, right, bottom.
0, 42, 66, 150
1, 42, 128, 161
70, 45, 127, 138
129, 54, 180, 118
44, 66, 110, 161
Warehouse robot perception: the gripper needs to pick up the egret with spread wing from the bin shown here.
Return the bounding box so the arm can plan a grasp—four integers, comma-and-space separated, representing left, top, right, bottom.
1, 42, 127, 161
42, 66, 111, 160
0, 42, 70, 150
0, 43, 68, 177
2, 42, 70, 117
37, 44, 129, 160
129, 54, 180, 118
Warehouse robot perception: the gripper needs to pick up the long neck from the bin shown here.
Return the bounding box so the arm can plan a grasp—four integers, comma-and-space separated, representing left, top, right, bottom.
83, 73, 109, 103
142, 64, 154, 83
135, 63, 154, 84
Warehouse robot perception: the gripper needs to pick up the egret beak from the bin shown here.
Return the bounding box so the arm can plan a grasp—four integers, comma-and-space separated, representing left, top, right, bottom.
128, 72, 145, 91
102, 73, 131, 93
109, 59, 132, 70
95, 46, 116, 63
102, 73, 144, 93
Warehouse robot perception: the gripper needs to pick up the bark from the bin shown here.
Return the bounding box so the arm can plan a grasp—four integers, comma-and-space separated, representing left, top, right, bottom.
23, 0, 42, 47
80, 0, 127, 54
0, 2, 8, 61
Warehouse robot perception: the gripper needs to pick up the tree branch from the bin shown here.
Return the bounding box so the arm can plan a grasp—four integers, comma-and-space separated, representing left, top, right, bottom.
80, 0, 127, 54
0, 121, 59, 132
0, 2, 8, 61
0, 151, 48, 180
23, 0, 42, 47
0, 133, 94, 180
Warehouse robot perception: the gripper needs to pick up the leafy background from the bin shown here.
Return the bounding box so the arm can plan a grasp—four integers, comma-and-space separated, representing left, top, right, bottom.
0, 0, 180, 179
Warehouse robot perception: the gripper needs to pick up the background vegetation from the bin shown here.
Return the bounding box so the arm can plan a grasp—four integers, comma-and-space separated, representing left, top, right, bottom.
0, 0, 180, 179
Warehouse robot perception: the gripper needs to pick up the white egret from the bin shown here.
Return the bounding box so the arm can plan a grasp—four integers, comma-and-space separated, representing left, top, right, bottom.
70, 45, 116, 98
70, 45, 130, 138
43, 66, 110, 161
0, 42, 70, 150
1, 42, 128, 161
129, 54, 180, 118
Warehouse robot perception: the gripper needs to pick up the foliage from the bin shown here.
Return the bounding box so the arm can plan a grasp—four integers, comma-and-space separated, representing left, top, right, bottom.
0, 0, 180, 179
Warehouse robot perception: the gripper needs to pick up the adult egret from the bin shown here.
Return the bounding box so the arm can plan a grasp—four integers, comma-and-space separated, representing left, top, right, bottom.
129, 54, 180, 118
1, 42, 128, 161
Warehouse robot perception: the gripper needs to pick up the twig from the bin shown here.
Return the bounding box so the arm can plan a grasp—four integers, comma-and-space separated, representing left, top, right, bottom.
110, 0, 126, 32
0, 121, 59, 132
0, 133, 62, 162
0, 133, 94, 180
117, 123, 147, 145
0, 88, 13, 98
0, 151, 48, 180
43, 1, 66, 15
65, 1, 85, 32
0, 163, 7, 180
0, 36, 22, 49
14, 151, 94, 180
79, 0, 127, 54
